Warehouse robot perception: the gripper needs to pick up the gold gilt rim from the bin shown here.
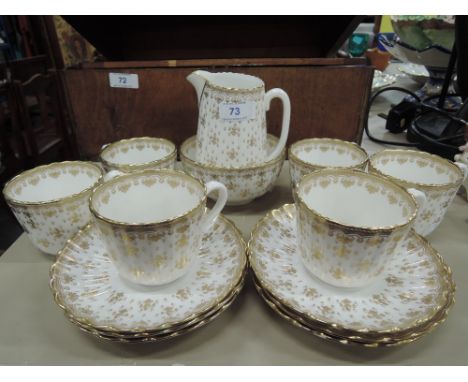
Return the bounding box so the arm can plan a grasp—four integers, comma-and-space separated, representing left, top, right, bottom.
288, 138, 369, 172
89, 168, 208, 228
295, 168, 419, 234
252, 270, 455, 344
68, 280, 245, 343
204, 72, 264, 93
180, 135, 286, 173
68, 272, 246, 340
247, 204, 456, 337
253, 280, 375, 347
49, 215, 248, 334
252, 276, 453, 348
100, 137, 177, 173
369, 149, 465, 191
2, 161, 104, 207
73, 272, 245, 338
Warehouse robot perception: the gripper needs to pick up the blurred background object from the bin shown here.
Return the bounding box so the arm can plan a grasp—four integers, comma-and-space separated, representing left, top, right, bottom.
379, 15, 458, 108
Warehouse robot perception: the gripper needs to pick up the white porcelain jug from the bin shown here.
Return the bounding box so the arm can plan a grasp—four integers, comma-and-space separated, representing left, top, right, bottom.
187, 70, 290, 168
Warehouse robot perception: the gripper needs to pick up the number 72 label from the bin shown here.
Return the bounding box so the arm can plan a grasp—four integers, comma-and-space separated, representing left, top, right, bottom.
109, 73, 139, 89
219, 101, 255, 120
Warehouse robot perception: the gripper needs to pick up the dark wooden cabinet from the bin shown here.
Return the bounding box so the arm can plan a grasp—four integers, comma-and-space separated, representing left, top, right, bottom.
64, 57, 373, 159
58, 16, 372, 159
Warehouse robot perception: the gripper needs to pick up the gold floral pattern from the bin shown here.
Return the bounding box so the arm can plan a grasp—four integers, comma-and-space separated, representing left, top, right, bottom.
195, 77, 270, 168
369, 149, 466, 236
3, 161, 103, 255
50, 214, 247, 333
100, 137, 176, 173
181, 135, 285, 205
91, 170, 211, 286
248, 204, 454, 334
295, 169, 417, 287
289, 138, 368, 185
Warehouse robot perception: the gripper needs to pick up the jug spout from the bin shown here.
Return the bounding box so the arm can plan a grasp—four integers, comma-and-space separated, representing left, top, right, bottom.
186, 70, 211, 105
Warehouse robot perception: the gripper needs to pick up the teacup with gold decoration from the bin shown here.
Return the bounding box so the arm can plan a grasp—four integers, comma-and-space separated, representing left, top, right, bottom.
89, 169, 228, 286
294, 168, 426, 288
2, 161, 104, 255
369, 149, 467, 236
248, 204, 455, 346
288, 138, 368, 185
100, 137, 176, 173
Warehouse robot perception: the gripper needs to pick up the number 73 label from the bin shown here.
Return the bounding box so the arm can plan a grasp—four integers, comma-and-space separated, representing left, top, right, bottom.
219, 101, 255, 120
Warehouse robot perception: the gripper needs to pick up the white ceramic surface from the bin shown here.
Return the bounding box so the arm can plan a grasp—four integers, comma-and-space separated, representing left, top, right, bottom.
50, 215, 247, 333
90, 169, 227, 286
249, 204, 454, 335
180, 134, 285, 205
187, 70, 290, 168
372, 70, 397, 90
369, 149, 467, 236
398, 63, 430, 84
288, 138, 368, 185
294, 169, 419, 288
380, 36, 451, 69
100, 137, 176, 173
2, 161, 103, 255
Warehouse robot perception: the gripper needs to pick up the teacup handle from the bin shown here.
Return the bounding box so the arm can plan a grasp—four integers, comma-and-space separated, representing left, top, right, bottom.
454, 162, 468, 181
103, 170, 124, 182
407, 188, 427, 211
264, 88, 291, 161
202, 181, 228, 232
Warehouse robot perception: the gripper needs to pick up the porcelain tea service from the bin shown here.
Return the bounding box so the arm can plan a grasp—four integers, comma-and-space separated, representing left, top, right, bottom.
294, 168, 424, 288
3, 161, 104, 255
187, 70, 290, 168
180, 134, 285, 205
369, 149, 467, 236
288, 138, 369, 185
100, 136, 176, 173
248, 204, 455, 347
2, 67, 463, 346
90, 169, 227, 286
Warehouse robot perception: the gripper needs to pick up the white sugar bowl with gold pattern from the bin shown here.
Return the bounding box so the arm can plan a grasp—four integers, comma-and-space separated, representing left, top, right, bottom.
187, 70, 290, 168
288, 138, 368, 185
100, 137, 176, 173
180, 134, 285, 205
369, 149, 467, 237
294, 168, 424, 288
89, 169, 228, 286
3, 161, 104, 255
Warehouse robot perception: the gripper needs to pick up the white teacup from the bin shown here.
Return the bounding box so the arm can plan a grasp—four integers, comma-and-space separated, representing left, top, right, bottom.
289, 138, 369, 185
3, 161, 104, 255
100, 137, 176, 173
369, 149, 467, 236
294, 169, 423, 288
89, 169, 228, 286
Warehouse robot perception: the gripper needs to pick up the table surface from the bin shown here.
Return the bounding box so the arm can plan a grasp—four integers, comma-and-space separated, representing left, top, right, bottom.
1, 67, 467, 365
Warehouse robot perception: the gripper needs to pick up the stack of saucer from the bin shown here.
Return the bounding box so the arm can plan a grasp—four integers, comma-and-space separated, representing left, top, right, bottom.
50, 215, 247, 343
248, 204, 455, 347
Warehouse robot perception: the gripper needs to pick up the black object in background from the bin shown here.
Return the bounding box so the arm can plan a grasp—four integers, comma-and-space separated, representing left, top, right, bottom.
456, 15, 468, 101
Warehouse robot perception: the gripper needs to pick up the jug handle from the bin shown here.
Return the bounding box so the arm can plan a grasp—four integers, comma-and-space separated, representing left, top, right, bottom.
264, 88, 291, 161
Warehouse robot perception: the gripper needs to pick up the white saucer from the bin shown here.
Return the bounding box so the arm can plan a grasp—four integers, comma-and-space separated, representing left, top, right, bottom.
50, 215, 247, 333
248, 204, 455, 336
